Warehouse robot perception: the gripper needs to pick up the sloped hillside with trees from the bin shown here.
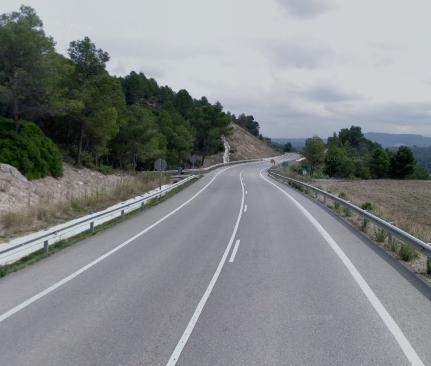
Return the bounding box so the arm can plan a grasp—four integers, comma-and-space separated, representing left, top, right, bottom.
0, 6, 270, 179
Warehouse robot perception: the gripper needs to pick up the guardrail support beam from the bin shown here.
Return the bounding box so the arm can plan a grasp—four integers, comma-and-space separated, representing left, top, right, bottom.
43, 240, 49, 254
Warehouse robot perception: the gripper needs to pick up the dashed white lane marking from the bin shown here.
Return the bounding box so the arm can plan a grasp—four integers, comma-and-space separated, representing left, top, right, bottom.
260, 169, 424, 366
166, 171, 245, 366
244, 204, 248, 213
229, 240, 241, 263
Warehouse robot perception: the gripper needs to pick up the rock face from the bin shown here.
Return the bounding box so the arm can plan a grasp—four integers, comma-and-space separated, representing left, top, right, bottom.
0, 164, 28, 183
0, 163, 125, 214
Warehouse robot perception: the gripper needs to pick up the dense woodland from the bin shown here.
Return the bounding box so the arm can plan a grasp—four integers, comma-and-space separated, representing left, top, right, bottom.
300, 126, 429, 179
0, 6, 264, 178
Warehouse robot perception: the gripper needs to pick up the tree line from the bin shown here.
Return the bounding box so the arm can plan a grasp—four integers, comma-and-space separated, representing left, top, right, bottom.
0, 6, 261, 177
301, 126, 429, 179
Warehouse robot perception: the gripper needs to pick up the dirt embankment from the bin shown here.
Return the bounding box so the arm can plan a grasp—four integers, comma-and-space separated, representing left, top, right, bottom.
226, 123, 277, 161
0, 163, 125, 214
201, 123, 277, 167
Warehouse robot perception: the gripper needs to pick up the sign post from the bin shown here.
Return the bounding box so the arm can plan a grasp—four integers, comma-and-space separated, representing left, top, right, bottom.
154, 158, 167, 190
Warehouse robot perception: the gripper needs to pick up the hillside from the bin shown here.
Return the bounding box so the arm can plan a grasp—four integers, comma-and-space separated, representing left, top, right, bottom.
364, 132, 431, 147
227, 123, 277, 161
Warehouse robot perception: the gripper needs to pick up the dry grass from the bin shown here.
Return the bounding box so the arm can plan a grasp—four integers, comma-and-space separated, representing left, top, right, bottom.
0, 172, 169, 240
314, 179, 431, 243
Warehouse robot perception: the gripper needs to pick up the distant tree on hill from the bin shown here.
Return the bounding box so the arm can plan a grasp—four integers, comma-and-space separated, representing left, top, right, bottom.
303, 136, 326, 176
389, 146, 416, 179
283, 142, 293, 152
234, 114, 260, 137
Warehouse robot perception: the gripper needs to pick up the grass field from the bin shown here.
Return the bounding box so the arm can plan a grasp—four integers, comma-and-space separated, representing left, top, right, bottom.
314, 179, 431, 243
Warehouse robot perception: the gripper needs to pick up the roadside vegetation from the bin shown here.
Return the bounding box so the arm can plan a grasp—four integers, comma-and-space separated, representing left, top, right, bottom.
299, 126, 429, 180
0, 5, 272, 182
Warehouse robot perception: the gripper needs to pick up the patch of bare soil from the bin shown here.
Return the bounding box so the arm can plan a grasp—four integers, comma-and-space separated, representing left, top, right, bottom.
227, 123, 277, 161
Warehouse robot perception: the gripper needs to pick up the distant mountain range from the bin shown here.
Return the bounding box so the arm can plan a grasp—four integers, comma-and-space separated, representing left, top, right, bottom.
364, 133, 431, 147
272, 133, 431, 149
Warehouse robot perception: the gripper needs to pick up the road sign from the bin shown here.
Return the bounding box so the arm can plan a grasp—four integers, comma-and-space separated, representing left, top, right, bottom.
154, 158, 167, 171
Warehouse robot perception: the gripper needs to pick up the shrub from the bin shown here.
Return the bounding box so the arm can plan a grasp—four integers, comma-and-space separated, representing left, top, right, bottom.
361, 202, 374, 211
0, 117, 62, 179
399, 244, 418, 262
374, 228, 388, 242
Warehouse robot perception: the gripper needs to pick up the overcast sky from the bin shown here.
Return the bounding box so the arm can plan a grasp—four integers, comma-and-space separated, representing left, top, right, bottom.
4, 0, 431, 138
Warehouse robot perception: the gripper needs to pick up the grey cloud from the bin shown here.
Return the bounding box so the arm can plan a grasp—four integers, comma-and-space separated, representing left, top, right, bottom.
275, 0, 333, 18
303, 85, 362, 102
264, 40, 335, 69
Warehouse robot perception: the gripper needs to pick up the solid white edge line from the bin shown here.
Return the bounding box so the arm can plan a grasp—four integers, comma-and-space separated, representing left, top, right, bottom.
0, 167, 232, 324
229, 240, 241, 263
166, 171, 245, 366
260, 169, 424, 366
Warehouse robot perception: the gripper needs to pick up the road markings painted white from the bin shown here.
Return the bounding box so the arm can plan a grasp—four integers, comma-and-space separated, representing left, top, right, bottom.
166, 171, 245, 366
244, 204, 248, 213
229, 240, 241, 263
245, 190, 248, 195
260, 169, 425, 366
0, 167, 232, 324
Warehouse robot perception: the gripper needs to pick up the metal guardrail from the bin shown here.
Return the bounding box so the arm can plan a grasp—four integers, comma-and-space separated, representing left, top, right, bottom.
268, 169, 431, 262
0, 175, 197, 264
0, 157, 269, 265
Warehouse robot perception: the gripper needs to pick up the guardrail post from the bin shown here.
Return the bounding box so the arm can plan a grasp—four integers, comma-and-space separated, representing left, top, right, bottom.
141, 201, 145, 209
121, 209, 125, 218
427, 256, 431, 275
44, 240, 49, 254
90, 221, 94, 233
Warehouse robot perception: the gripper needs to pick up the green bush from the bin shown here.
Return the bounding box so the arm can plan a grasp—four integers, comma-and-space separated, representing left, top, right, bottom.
0, 117, 63, 179
361, 202, 374, 211
374, 228, 388, 242
399, 244, 418, 262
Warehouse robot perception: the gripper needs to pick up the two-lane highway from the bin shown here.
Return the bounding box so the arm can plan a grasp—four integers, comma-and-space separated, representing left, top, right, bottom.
1, 161, 431, 365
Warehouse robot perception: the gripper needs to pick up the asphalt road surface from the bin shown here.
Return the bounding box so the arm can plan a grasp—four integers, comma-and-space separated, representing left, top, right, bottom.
1, 158, 431, 365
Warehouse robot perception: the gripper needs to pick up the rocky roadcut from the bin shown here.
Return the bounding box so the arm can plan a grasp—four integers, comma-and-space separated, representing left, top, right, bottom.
0, 163, 125, 212
0, 163, 161, 239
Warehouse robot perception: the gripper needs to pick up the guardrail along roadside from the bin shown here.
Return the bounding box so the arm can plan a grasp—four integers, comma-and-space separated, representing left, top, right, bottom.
267, 168, 431, 276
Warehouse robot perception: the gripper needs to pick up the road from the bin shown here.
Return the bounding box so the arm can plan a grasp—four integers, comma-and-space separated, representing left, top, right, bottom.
1, 159, 431, 365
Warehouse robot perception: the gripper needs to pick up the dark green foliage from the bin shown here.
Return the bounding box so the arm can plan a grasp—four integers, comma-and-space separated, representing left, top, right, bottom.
410, 165, 429, 180
411, 146, 431, 173
369, 147, 390, 178
361, 202, 374, 211
0, 5, 56, 122
0, 117, 62, 178
283, 142, 293, 152
0, 6, 258, 174
324, 145, 355, 178
302, 136, 325, 176
389, 146, 416, 179
233, 114, 260, 137
322, 126, 422, 180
